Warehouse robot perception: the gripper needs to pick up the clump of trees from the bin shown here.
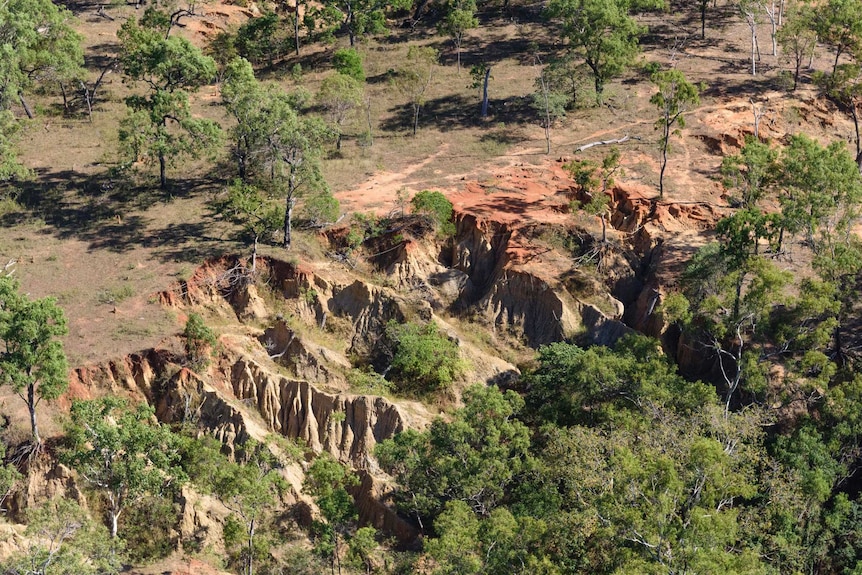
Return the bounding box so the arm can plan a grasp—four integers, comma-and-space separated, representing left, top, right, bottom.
221, 57, 337, 250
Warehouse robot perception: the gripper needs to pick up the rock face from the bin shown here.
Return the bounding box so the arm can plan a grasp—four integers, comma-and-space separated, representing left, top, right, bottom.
228, 355, 407, 470
259, 321, 350, 386
7, 457, 86, 522
448, 213, 632, 347
328, 280, 411, 357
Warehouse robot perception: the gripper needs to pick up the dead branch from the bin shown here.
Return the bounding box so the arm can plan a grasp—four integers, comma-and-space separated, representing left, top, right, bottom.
576, 135, 640, 152
96, 5, 115, 21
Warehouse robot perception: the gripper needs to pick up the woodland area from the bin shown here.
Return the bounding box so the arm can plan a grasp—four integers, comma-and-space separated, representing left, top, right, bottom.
4, 0, 862, 573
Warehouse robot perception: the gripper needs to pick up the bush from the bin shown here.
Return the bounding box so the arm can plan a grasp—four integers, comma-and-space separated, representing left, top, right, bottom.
410, 190, 455, 237
385, 321, 466, 394
183, 313, 217, 368
301, 188, 340, 226
332, 48, 365, 82
120, 495, 178, 563
347, 367, 393, 395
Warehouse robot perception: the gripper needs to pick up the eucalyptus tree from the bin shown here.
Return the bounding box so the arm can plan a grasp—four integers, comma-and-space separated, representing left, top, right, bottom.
221, 58, 336, 249
317, 74, 364, 151
0, 0, 84, 115
394, 47, 438, 137
117, 17, 222, 189
0, 0, 83, 179
776, 4, 817, 90
438, 0, 479, 73
813, 0, 862, 73
0, 277, 68, 447
316, 0, 411, 46
64, 398, 186, 539
546, 0, 663, 103
651, 68, 701, 197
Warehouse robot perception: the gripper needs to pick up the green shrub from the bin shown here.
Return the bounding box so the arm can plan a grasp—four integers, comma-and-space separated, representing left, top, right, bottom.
410, 190, 455, 237
120, 495, 178, 563
347, 367, 393, 395
385, 321, 466, 394
183, 313, 217, 368
332, 48, 365, 82
301, 188, 340, 225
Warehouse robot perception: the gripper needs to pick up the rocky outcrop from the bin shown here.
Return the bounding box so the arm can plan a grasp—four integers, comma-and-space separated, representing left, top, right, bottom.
450, 215, 511, 296
177, 486, 231, 556
68, 348, 176, 406
448, 213, 632, 348
475, 269, 576, 346
259, 320, 350, 386
7, 457, 86, 522
328, 280, 415, 357
228, 356, 407, 470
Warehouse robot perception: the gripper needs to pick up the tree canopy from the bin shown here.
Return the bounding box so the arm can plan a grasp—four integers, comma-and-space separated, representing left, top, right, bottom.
546, 0, 663, 102
117, 17, 222, 189
0, 277, 68, 446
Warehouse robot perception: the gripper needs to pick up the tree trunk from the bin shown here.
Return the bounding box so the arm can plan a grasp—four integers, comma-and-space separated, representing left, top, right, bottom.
283, 194, 295, 249
252, 235, 258, 273
750, 23, 757, 75
335, 530, 342, 575
365, 99, 374, 146
601, 214, 607, 243
27, 384, 40, 445
793, 56, 801, 90
412, 104, 420, 137
539, 71, 551, 154
852, 105, 862, 173
770, 4, 777, 56
336, 133, 342, 151
159, 153, 167, 189
60, 83, 69, 114
481, 66, 491, 117
834, 48, 842, 74
659, 121, 669, 197
412, 0, 429, 20
701, 0, 707, 39
247, 519, 255, 575
110, 506, 119, 539
412, 0, 430, 20
295, 0, 301, 55
80, 81, 93, 121
18, 93, 33, 119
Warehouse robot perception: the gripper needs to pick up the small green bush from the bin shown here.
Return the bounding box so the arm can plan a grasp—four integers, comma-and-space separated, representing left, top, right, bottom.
96, 284, 134, 305
410, 190, 455, 237
332, 48, 365, 82
347, 367, 393, 395
386, 321, 466, 394
183, 313, 217, 368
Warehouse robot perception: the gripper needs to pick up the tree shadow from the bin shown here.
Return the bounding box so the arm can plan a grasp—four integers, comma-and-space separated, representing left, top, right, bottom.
381, 93, 477, 132
146, 221, 232, 263
5, 167, 228, 259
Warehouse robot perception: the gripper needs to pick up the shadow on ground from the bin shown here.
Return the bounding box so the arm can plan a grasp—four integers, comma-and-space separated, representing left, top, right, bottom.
3, 168, 230, 262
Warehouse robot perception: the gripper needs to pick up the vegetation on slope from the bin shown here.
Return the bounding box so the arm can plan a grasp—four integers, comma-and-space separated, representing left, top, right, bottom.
4, 0, 862, 573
